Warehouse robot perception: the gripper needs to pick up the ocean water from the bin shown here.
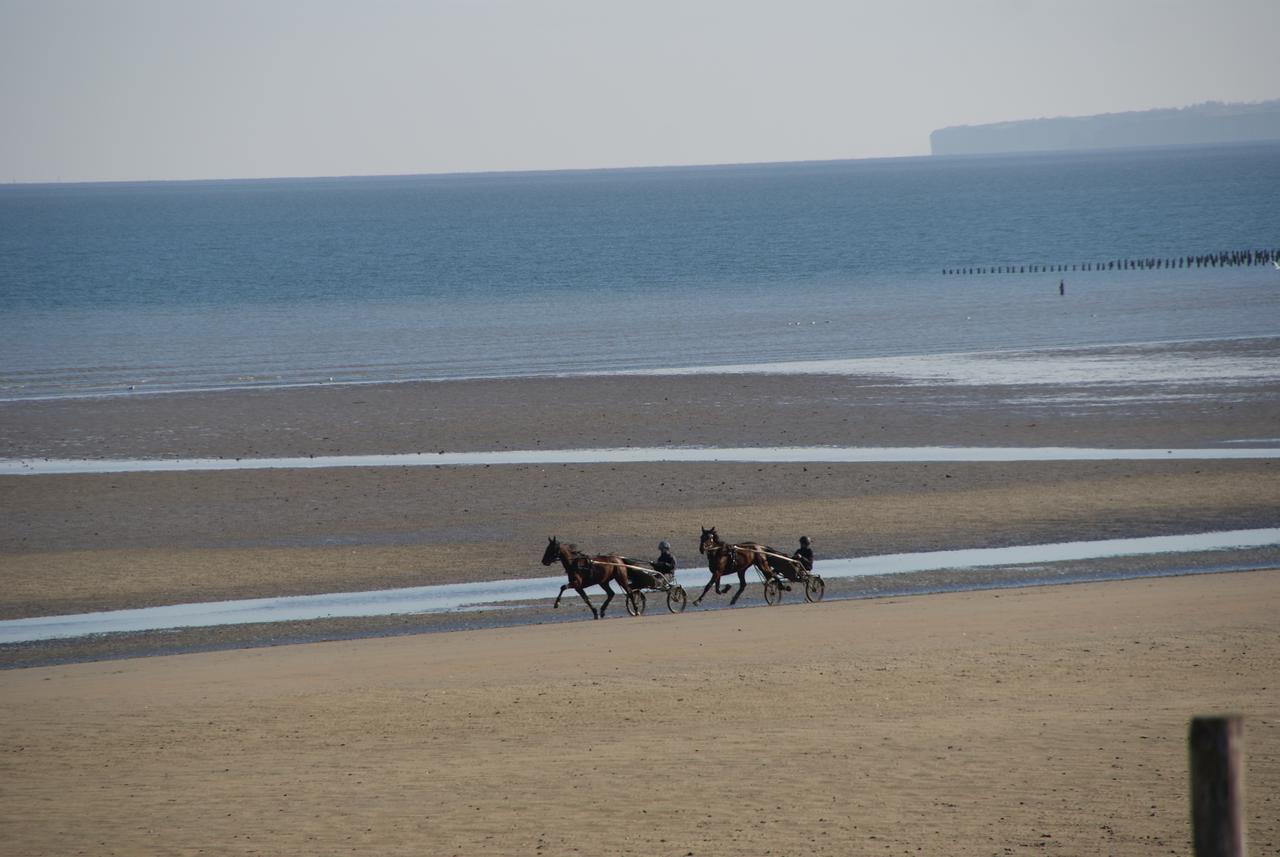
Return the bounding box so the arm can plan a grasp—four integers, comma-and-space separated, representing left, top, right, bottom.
2, 143, 1278, 400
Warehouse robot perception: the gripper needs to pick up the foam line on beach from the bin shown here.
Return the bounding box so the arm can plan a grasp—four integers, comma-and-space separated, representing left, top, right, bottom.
3, 445, 1279, 475
624, 344, 1280, 387
4, 336, 1275, 403
2, 528, 1276, 644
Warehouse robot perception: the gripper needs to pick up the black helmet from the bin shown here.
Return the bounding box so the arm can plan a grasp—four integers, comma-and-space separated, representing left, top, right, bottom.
658, 540, 671, 551
799, 535, 811, 546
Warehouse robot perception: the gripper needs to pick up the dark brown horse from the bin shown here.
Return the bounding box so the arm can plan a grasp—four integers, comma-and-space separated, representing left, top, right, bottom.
695, 526, 784, 606
541, 536, 634, 619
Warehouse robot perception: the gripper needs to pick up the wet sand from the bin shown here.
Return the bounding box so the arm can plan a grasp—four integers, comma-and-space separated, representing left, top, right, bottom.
2, 570, 1277, 856
4, 339, 1279, 461
2, 457, 1278, 621
2, 341, 1278, 633
4, 549, 1277, 670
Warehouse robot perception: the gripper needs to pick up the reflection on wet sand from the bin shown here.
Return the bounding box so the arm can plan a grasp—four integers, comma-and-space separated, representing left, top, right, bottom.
2, 528, 1275, 644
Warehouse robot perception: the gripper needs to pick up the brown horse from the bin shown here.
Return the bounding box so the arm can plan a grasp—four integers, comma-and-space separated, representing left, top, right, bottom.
695, 526, 785, 606
541, 536, 634, 619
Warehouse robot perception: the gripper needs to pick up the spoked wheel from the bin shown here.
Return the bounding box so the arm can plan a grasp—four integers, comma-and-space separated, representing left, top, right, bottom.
804, 575, 825, 603
763, 578, 783, 606
625, 590, 647, 616
667, 586, 688, 614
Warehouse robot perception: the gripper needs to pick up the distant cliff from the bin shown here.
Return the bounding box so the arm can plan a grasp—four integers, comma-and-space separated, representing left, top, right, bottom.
930, 99, 1280, 156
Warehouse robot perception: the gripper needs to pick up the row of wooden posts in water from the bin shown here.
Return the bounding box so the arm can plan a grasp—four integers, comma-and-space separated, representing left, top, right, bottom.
943, 247, 1280, 276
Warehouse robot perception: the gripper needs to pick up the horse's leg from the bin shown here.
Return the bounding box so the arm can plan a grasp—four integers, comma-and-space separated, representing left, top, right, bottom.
599, 581, 615, 618
760, 554, 790, 591
694, 570, 720, 605
716, 556, 732, 594
576, 586, 598, 619
554, 583, 571, 609
728, 568, 748, 605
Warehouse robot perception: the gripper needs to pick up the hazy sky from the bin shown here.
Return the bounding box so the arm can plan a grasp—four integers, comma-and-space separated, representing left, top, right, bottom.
3, 0, 1278, 183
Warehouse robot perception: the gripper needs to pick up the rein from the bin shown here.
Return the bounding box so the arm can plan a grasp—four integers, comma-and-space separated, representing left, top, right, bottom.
566, 548, 625, 578
702, 539, 738, 568
710, 541, 799, 564
755, 547, 803, 564
561, 547, 595, 574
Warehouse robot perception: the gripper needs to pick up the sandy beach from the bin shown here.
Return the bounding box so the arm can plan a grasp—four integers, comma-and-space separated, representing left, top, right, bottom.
2, 570, 1277, 856
0, 336, 1277, 853
0, 340, 1274, 854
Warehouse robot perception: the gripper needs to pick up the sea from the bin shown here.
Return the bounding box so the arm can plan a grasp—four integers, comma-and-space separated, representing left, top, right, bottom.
2, 142, 1279, 401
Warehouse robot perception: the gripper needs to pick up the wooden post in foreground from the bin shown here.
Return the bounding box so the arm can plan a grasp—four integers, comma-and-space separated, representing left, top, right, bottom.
1189, 715, 1246, 857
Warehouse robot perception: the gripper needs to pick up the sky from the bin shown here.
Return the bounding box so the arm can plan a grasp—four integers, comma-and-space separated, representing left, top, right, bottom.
2, 0, 1278, 183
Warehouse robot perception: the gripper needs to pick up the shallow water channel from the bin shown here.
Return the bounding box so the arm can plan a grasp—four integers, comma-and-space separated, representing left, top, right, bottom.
3, 445, 1279, 475
2, 528, 1276, 644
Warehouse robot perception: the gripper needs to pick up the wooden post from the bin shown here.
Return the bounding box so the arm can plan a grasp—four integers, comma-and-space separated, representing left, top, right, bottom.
1189, 715, 1246, 857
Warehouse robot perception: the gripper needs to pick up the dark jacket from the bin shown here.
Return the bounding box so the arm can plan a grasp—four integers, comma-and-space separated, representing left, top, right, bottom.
652, 550, 676, 575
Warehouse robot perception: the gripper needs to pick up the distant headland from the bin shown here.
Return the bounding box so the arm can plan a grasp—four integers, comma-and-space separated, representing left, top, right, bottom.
930, 99, 1280, 156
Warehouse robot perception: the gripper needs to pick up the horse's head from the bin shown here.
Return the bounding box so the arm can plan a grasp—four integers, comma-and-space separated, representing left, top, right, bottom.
699, 527, 720, 555
541, 536, 561, 566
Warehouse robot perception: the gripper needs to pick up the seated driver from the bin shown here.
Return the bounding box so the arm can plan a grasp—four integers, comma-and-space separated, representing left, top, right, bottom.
792, 536, 814, 572
652, 540, 676, 580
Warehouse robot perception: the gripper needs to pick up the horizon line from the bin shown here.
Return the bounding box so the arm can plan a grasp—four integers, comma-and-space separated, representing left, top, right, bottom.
3, 151, 930, 189
9, 138, 1280, 189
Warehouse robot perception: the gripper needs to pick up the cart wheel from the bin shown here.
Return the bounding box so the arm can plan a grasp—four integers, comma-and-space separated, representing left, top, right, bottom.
625, 590, 646, 616
804, 575, 825, 603
667, 586, 688, 614
763, 578, 783, 605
